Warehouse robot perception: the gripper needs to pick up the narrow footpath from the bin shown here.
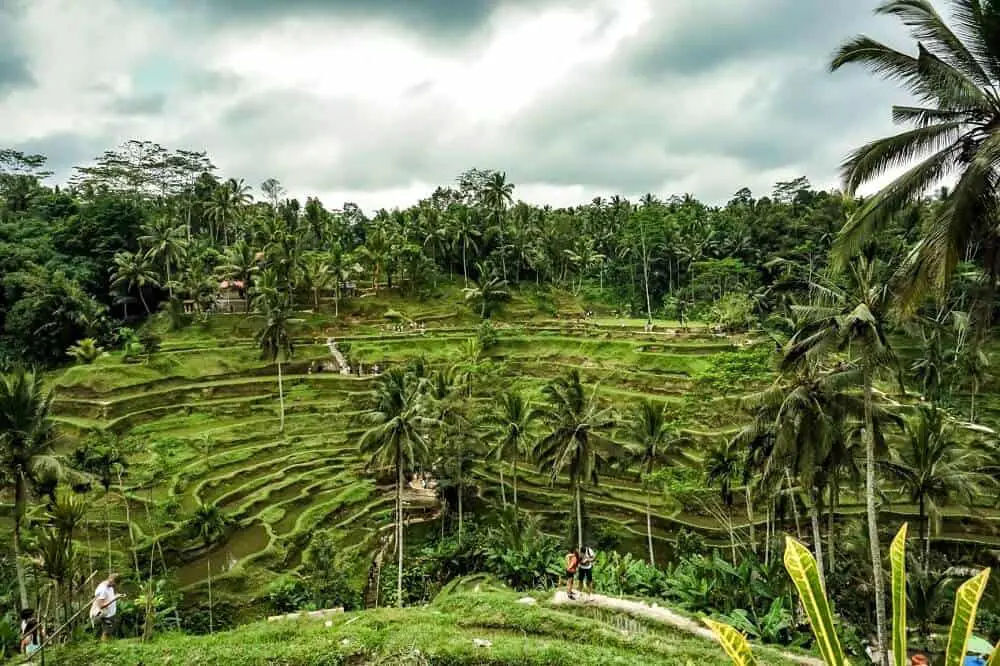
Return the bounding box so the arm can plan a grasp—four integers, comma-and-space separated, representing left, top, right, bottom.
550, 591, 824, 666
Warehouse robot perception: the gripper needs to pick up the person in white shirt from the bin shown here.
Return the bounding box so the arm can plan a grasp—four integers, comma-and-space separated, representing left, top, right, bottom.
90, 574, 124, 641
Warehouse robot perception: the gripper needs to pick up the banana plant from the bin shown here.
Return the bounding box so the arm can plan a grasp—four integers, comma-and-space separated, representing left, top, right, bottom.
705, 523, 993, 666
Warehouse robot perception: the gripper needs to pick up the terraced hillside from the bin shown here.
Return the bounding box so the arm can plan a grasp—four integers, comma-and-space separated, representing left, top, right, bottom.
26, 290, 1000, 619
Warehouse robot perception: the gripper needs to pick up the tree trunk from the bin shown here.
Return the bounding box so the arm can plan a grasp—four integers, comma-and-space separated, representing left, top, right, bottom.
139, 289, 151, 314
785, 468, 802, 539
106, 489, 113, 573
971, 377, 978, 423
640, 230, 652, 322
462, 239, 468, 287
920, 495, 930, 566
13, 476, 28, 609
458, 456, 464, 547
864, 369, 889, 666
499, 466, 507, 507
827, 484, 837, 575
512, 453, 519, 511
745, 485, 756, 554
575, 484, 583, 551
208, 560, 214, 634
646, 491, 655, 566
396, 455, 404, 609
335, 283, 340, 317
277, 360, 285, 433
810, 497, 827, 592
166, 261, 172, 297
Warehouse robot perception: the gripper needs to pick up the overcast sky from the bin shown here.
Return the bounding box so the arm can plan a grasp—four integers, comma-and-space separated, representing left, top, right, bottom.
0, 0, 913, 211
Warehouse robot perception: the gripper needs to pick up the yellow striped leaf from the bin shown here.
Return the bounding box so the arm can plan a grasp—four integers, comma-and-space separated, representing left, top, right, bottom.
784, 536, 847, 666
703, 618, 758, 666
944, 568, 991, 666
890, 523, 908, 666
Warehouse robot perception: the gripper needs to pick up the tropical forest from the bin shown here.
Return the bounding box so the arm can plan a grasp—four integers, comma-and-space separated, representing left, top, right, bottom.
5, 1, 1000, 665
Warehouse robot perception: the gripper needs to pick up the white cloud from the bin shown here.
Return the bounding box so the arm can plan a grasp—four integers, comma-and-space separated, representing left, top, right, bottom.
0, 0, 927, 212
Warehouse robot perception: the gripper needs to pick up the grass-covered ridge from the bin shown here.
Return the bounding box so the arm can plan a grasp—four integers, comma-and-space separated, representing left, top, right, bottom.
46, 588, 801, 665
25, 286, 1000, 623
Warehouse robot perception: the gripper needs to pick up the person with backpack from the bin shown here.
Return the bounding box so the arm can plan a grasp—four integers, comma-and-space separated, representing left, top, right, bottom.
19, 608, 44, 657
578, 545, 596, 598
564, 548, 580, 600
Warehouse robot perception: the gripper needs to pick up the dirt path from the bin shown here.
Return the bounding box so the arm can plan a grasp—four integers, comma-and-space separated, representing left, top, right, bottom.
550, 591, 824, 666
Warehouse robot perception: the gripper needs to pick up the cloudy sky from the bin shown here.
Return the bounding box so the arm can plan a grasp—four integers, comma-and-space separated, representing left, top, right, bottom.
0, 0, 913, 211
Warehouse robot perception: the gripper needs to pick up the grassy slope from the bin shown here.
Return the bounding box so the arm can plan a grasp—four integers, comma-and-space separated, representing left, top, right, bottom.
12, 284, 1000, 620
47, 589, 798, 665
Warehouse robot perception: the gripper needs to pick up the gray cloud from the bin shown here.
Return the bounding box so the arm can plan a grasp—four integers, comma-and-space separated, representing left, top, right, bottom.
1, 0, 928, 207
0, 2, 33, 97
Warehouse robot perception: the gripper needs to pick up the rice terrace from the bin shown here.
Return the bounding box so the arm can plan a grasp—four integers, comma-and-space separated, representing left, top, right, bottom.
8, 0, 1000, 665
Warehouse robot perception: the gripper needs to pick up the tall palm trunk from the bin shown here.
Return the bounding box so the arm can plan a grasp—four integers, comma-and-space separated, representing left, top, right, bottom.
498, 466, 507, 507
575, 483, 584, 551
646, 490, 655, 566
13, 476, 28, 608
105, 488, 113, 573
396, 451, 404, 609
640, 231, 652, 322
863, 369, 888, 666
827, 484, 837, 574
745, 486, 756, 554
971, 377, 978, 423
277, 360, 285, 433
512, 452, 519, 510
785, 468, 802, 539
919, 495, 930, 566
810, 492, 827, 591
139, 289, 151, 314
462, 239, 469, 287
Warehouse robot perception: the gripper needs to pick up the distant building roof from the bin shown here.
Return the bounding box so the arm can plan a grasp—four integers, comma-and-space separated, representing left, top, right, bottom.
220, 280, 244, 289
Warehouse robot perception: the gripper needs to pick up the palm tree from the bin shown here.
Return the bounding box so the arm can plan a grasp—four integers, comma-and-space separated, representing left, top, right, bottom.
784, 256, 900, 662
110, 251, 159, 315
219, 240, 259, 311
449, 205, 481, 286
139, 216, 186, 297
535, 369, 617, 550
830, 0, 1000, 301
299, 253, 332, 309
328, 243, 359, 317
736, 363, 869, 587
883, 405, 989, 563
186, 501, 231, 548
483, 171, 514, 282
623, 399, 689, 566
427, 366, 471, 542
254, 295, 294, 433
486, 390, 537, 511
72, 437, 127, 573
0, 367, 59, 608
462, 265, 510, 319
358, 225, 391, 293
360, 368, 431, 607
705, 439, 745, 563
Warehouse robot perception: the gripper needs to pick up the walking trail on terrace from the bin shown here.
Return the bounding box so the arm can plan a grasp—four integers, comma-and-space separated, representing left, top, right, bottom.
550, 591, 824, 666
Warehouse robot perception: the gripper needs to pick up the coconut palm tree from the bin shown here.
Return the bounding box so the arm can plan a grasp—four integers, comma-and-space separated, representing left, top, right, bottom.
139, 216, 186, 298
449, 205, 482, 286
783, 255, 901, 663
831, 0, 1000, 301
427, 366, 473, 543
253, 294, 294, 433
110, 251, 160, 316
462, 265, 509, 319
72, 437, 127, 573
359, 367, 432, 607
483, 171, 514, 282
0, 367, 60, 608
186, 502, 231, 548
486, 390, 537, 511
535, 369, 618, 550
705, 439, 745, 563
883, 405, 990, 563
299, 253, 332, 309
622, 399, 689, 566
